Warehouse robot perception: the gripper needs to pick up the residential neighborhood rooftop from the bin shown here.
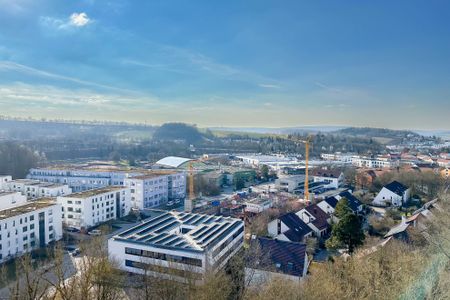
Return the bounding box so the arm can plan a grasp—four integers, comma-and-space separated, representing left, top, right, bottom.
251, 237, 307, 277
61, 186, 126, 198
384, 181, 409, 196
304, 204, 330, 230
279, 212, 313, 242
0, 198, 57, 220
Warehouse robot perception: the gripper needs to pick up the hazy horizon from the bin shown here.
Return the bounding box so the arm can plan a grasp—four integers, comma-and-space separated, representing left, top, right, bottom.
1, 1, 449, 129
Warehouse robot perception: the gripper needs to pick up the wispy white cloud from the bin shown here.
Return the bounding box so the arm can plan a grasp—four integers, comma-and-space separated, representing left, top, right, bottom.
0, 83, 159, 108
0, 61, 135, 94
314, 81, 343, 93
40, 12, 92, 31
121, 59, 193, 75
258, 83, 281, 89
70, 12, 90, 27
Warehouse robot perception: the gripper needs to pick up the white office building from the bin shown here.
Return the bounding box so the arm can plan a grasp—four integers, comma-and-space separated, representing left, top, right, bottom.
0, 192, 62, 263
124, 172, 186, 210
109, 211, 244, 284
0, 177, 72, 199
57, 186, 131, 230
275, 175, 307, 193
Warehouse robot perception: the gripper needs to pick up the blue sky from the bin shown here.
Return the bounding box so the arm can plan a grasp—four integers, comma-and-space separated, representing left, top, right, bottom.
0, 0, 449, 129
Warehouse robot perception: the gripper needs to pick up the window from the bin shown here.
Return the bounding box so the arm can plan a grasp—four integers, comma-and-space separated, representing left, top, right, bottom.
30, 224, 35, 230
23, 226, 27, 232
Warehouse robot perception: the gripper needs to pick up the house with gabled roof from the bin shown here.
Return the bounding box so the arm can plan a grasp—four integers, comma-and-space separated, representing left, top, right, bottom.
296, 204, 330, 237
336, 191, 364, 214
267, 212, 313, 243
312, 168, 345, 189
245, 237, 309, 285
373, 180, 411, 207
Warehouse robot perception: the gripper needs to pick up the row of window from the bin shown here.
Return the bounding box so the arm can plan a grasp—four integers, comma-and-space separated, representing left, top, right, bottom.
125, 247, 203, 267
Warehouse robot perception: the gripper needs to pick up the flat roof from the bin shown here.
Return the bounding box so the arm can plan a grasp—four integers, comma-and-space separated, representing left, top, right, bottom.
0, 198, 58, 220
0, 191, 17, 197
6, 179, 66, 188
61, 186, 126, 199
129, 170, 182, 180
112, 210, 243, 252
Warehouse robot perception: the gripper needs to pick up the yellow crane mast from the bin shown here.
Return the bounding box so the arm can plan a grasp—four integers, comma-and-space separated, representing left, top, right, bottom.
288, 135, 313, 202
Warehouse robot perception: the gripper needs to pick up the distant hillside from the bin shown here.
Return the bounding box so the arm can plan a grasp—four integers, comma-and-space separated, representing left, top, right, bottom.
153, 123, 213, 144
332, 127, 431, 145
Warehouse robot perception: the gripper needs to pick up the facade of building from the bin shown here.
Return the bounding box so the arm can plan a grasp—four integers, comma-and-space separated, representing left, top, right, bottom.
267, 212, 313, 243
0, 195, 62, 263
124, 171, 186, 209
320, 153, 355, 164
312, 169, 345, 189
296, 204, 330, 237
352, 156, 397, 169
373, 181, 411, 207
0, 177, 72, 199
244, 196, 273, 214
109, 211, 244, 284
275, 175, 306, 193
28, 167, 143, 192
57, 186, 131, 230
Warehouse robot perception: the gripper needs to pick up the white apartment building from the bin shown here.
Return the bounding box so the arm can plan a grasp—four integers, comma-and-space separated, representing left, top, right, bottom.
0, 177, 72, 199
57, 186, 131, 230
320, 153, 355, 164
109, 211, 244, 284
352, 156, 398, 169
124, 172, 186, 210
28, 167, 144, 192
0, 192, 62, 263
244, 196, 273, 214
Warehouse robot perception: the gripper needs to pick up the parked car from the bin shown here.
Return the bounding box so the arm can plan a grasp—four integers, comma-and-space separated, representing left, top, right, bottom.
88, 229, 102, 236
166, 201, 174, 207
66, 227, 80, 233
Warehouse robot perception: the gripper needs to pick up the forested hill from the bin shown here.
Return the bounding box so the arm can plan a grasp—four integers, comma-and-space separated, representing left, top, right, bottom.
153, 123, 214, 144
332, 127, 439, 145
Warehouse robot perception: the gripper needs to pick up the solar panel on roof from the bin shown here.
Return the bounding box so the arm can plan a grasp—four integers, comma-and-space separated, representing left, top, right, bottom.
141, 232, 168, 243
118, 213, 170, 237
163, 236, 183, 246
155, 234, 177, 245
189, 225, 209, 238
192, 215, 209, 226
203, 216, 216, 224
154, 220, 180, 234
193, 224, 219, 240
135, 216, 175, 236
200, 222, 230, 244
207, 222, 242, 248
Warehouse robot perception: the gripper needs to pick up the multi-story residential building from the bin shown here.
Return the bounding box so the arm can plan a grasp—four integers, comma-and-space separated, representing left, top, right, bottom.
57, 186, 131, 230
320, 153, 355, 164
0, 177, 72, 199
124, 171, 186, 210
311, 168, 345, 189
0, 193, 62, 263
352, 156, 398, 169
28, 167, 144, 192
108, 211, 244, 284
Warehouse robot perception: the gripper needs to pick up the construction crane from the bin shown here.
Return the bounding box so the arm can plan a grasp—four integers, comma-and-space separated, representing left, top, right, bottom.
185, 155, 211, 212
287, 135, 313, 202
